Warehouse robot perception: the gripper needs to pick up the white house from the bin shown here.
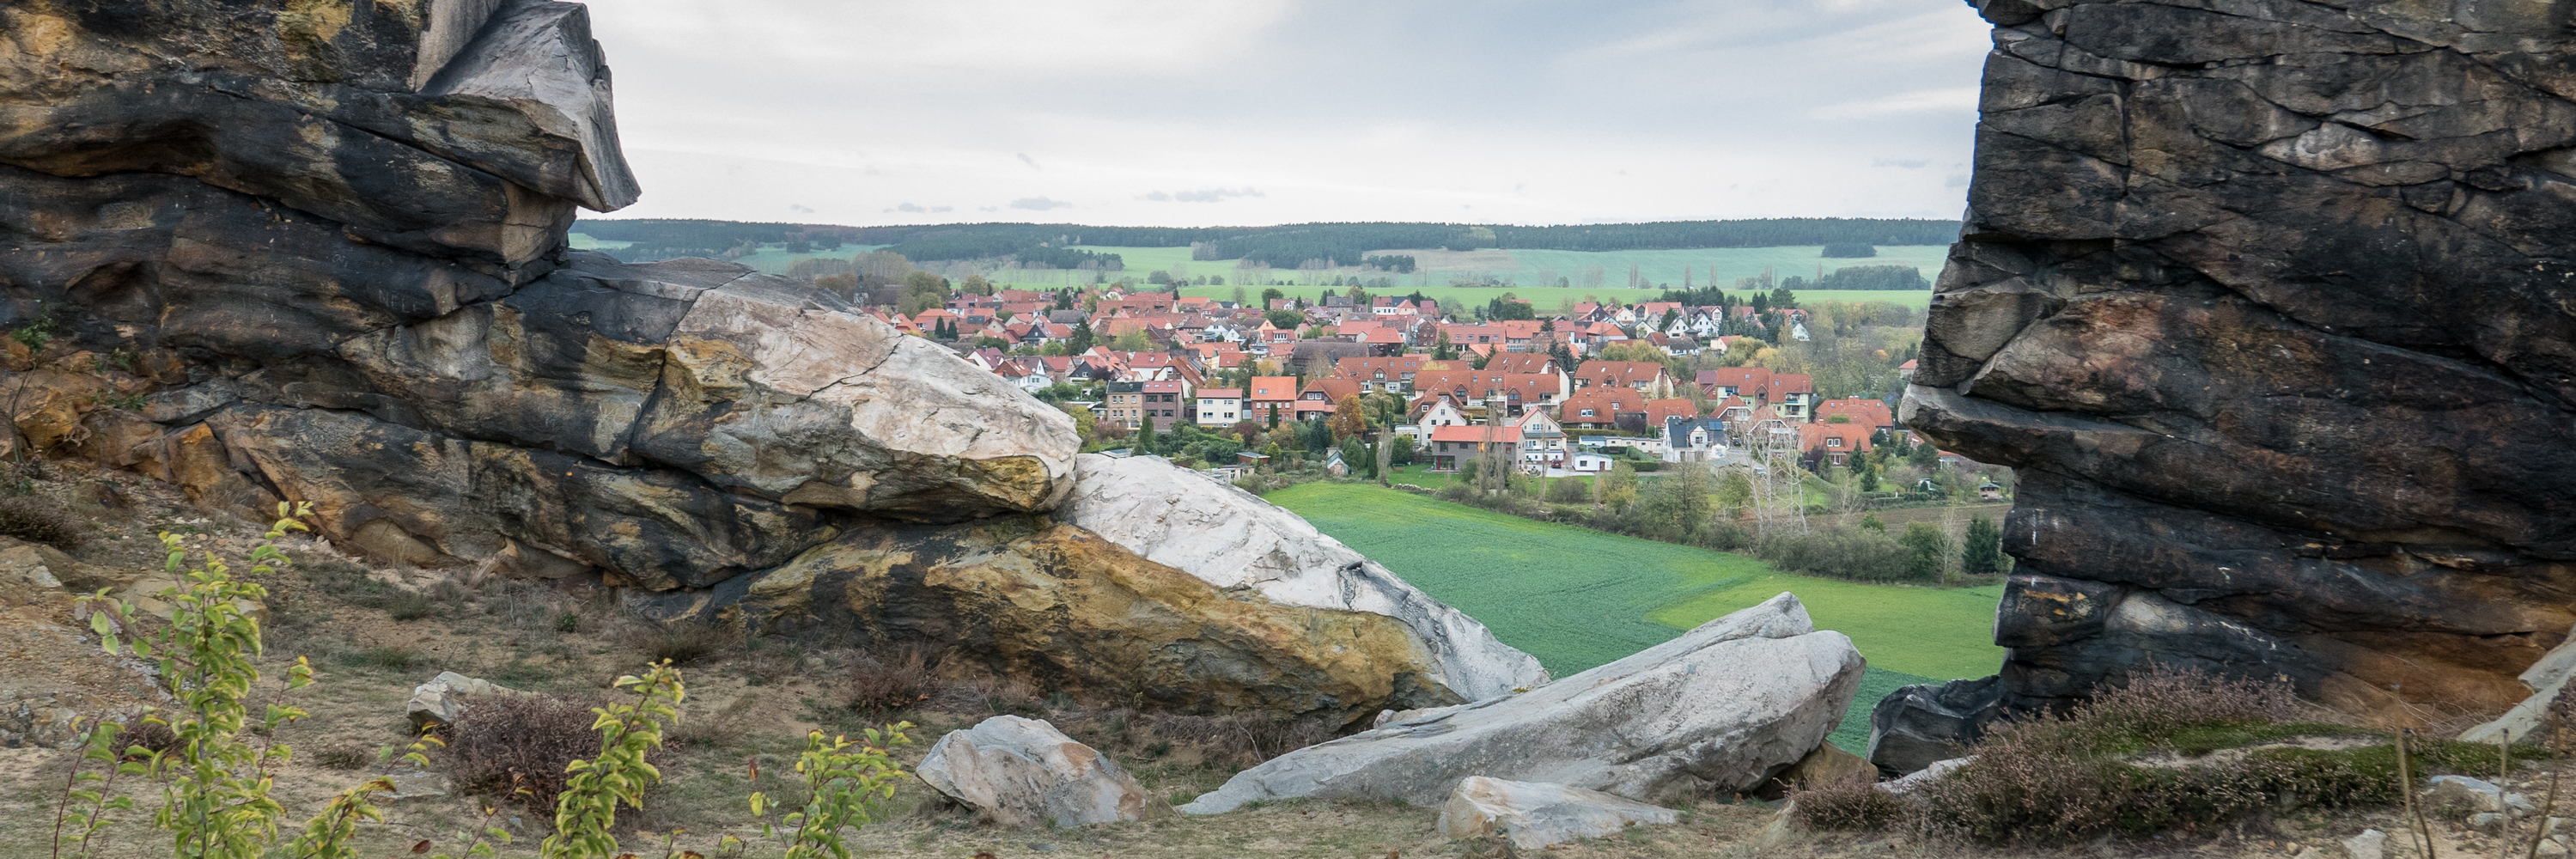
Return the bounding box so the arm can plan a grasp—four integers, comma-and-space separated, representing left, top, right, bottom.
1195, 388, 1245, 427
1569, 451, 1617, 472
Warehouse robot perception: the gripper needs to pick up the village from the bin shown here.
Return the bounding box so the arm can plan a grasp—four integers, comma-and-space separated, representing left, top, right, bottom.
869, 279, 1997, 501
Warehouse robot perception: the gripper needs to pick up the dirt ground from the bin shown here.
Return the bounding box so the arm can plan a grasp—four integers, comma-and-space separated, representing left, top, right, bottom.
0, 458, 2518, 859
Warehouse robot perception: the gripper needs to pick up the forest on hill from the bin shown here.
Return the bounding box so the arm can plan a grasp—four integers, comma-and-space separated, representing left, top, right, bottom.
572, 217, 1963, 269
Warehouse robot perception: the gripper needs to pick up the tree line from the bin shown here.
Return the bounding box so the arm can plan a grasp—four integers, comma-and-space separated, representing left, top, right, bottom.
572, 217, 1963, 270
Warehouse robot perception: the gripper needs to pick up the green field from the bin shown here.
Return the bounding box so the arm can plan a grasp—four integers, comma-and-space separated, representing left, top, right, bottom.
569, 235, 1946, 308
1266, 482, 2003, 752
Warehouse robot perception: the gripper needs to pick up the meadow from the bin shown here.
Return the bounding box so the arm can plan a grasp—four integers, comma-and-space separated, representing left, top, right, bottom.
1266, 481, 2005, 752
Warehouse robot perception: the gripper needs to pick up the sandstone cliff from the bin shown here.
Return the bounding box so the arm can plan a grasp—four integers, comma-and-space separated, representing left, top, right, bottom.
0, 0, 1541, 724
1894, 0, 2576, 757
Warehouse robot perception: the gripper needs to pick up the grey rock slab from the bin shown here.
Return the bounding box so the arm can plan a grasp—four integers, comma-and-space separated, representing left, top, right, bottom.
1436, 777, 1680, 850
405, 671, 516, 729
916, 716, 1166, 828
1057, 453, 1547, 702
1179, 593, 1862, 813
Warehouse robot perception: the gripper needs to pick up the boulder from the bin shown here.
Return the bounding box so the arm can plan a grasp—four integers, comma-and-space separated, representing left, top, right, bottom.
702, 521, 1469, 725
1907, 0, 2576, 727
1435, 777, 1679, 850
2346, 829, 2389, 859
1179, 593, 1863, 813
1876, 757, 1970, 796
1057, 453, 1548, 702
405, 671, 515, 729
915, 716, 1165, 828
1867, 675, 2006, 776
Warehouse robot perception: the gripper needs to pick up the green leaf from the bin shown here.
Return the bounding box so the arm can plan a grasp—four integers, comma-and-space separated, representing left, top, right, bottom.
88, 611, 113, 637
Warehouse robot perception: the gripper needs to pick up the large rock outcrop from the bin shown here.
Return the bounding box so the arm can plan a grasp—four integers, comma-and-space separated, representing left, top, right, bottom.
1057, 454, 1550, 702
1178, 594, 1863, 813
0, 0, 1539, 725
1899, 0, 2576, 746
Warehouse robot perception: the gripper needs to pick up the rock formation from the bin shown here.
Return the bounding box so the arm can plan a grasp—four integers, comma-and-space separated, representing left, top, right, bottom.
1435, 777, 1680, 850
1895, 0, 2576, 759
1057, 454, 1550, 702
0, 0, 1540, 725
1179, 594, 1863, 813
916, 716, 1167, 828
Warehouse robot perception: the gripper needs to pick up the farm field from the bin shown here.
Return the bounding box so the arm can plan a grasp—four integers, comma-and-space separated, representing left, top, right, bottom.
1266, 482, 2004, 752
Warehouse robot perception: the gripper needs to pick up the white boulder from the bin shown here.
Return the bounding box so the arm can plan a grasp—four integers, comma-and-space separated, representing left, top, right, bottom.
1057, 453, 1550, 702
405, 671, 515, 729
1180, 593, 1863, 813
2345, 829, 2388, 859
915, 716, 1166, 828
1437, 777, 1679, 850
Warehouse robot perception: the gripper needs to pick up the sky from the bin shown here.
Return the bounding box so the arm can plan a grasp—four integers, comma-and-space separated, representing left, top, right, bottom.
582, 0, 1994, 228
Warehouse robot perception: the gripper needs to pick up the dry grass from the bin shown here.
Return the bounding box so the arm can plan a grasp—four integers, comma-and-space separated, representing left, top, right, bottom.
443, 693, 621, 812
846, 644, 942, 715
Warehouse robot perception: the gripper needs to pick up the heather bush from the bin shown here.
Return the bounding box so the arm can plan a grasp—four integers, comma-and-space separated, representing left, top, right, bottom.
0, 495, 83, 548
446, 693, 629, 812
846, 643, 942, 715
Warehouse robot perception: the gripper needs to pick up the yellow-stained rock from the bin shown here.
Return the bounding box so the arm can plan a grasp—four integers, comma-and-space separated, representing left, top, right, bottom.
716, 521, 1464, 727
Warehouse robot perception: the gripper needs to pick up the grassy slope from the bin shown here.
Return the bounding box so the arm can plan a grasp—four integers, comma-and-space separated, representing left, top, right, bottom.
1266, 482, 2004, 752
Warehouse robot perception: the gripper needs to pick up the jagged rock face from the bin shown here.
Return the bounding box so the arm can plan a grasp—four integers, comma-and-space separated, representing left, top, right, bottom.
0, 0, 1526, 727
1908, 0, 2576, 721
1057, 454, 1550, 702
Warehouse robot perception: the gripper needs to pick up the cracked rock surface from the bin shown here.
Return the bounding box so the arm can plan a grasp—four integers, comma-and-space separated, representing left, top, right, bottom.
1887, 0, 2576, 764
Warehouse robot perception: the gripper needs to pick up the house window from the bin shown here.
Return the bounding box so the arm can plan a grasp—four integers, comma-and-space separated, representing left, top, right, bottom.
1827, 438, 1842, 448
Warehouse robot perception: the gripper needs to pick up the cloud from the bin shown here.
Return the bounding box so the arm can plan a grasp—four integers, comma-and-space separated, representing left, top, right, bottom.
1140, 186, 1264, 203
1809, 87, 1981, 119
1016, 152, 1041, 169
1009, 197, 1072, 210
884, 202, 954, 213
788, 203, 814, 213
1872, 158, 1930, 169
978, 205, 997, 211
1945, 173, 1970, 188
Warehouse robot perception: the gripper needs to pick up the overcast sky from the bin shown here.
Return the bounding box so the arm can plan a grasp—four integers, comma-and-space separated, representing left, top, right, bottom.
583, 0, 1994, 228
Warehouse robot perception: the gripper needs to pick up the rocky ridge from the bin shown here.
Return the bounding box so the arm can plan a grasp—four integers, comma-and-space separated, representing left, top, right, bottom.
0, 0, 1536, 723
1889, 0, 2576, 766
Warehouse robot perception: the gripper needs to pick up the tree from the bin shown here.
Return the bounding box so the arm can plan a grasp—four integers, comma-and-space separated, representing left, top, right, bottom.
1599, 462, 1639, 509
1716, 470, 1755, 515
958, 274, 994, 295
1111, 330, 1153, 352
1328, 395, 1367, 441
1961, 515, 2007, 575
1433, 329, 1456, 361
1066, 320, 1094, 354
1900, 521, 1951, 582
1638, 465, 1713, 542
1265, 308, 1306, 330
1232, 285, 1248, 307
1133, 413, 1157, 454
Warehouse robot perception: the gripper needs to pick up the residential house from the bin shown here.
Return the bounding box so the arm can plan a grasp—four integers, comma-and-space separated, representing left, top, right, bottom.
1640, 399, 1698, 429
1247, 375, 1300, 423
1764, 373, 1817, 422
1482, 352, 1558, 375
1425, 424, 1523, 472
1331, 356, 1451, 394
990, 359, 1053, 394
1799, 420, 1874, 468
1408, 370, 1565, 418
1663, 417, 1729, 463
1572, 361, 1674, 398
1105, 379, 1191, 431
1195, 388, 1245, 427
1556, 389, 1643, 431
1514, 408, 1569, 466
1297, 377, 1361, 421
1815, 397, 1895, 431
1406, 393, 1471, 443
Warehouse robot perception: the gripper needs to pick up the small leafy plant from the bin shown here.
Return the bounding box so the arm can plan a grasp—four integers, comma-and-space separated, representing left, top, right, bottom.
539, 661, 687, 859
736, 724, 915, 859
